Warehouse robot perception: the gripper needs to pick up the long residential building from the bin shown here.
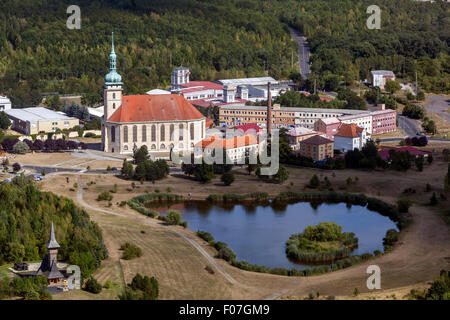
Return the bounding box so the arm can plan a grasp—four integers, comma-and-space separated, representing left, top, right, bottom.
219, 104, 396, 136
219, 104, 368, 129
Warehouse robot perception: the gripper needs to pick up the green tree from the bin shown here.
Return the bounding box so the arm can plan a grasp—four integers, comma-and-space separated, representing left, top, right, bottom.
429, 192, 438, 206
0, 112, 11, 130
309, 175, 320, 188
121, 159, 134, 178
119, 273, 159, 300
133, 145, 149, 164
165, 210, 182, 225
274, 165, 289, 184
84, 277, 102, 294
221, 172, 235, 186
384, 80, 401, 94
45, 94, 62, 111
415, 155, 424, 171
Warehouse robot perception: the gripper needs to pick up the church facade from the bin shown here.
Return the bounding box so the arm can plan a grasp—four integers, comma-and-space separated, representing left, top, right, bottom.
101, 33, 206, 157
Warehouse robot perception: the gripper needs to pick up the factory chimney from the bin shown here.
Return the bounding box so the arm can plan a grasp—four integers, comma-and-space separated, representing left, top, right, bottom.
267, 82, 272, 136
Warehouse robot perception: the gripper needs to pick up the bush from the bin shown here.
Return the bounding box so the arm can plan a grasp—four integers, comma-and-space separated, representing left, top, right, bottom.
309, 175, 320, 188
221, 172, 235, 186
119, 273, 159, 300
286, 222, 359, 263
120, 242, 143, 260
97, 191, 113, 201
430, 192, 438, 205
165, 210, 182, 225
383, 229, 399, 251
103, 280, 113, 289
215, 242, 236, 263
84, 277, 102, 294
13, 141, 30, 154
197, 230, 215, 243
397, 199, 412, 213
12, 162, 21, 172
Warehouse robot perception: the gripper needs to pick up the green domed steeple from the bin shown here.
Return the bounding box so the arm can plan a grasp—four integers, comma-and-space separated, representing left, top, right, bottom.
105, 32, 123, 85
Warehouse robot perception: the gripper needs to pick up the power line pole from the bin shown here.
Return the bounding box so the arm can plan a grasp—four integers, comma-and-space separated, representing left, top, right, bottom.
415, 71, 418, 96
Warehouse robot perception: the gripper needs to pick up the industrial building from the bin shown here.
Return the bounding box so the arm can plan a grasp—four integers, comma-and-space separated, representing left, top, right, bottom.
5, 107, 79, 135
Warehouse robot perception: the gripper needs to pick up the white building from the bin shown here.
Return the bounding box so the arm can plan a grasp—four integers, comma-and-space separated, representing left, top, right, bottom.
0, 96, 12, 111
194, 135, 260, 164
333, 123, 369, 153
371, 70, 395, 88
339, 113, 373, 134
295, 109, 366, 129
146, 89, 171, 95
171, 66, 190, 90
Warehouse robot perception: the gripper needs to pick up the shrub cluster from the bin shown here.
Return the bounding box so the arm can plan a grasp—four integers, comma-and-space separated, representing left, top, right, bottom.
120, 242, 143, 260
285, 222, 359, 263
119, 273, 159, 300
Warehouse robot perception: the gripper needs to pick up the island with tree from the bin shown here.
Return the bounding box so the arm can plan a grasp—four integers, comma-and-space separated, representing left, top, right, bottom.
286, 222, 358, 264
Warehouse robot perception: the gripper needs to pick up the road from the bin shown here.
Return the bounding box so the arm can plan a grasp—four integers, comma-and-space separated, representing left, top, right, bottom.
397, 115, 422, 137
289, 27, 311, 80
424, 94, 450, 123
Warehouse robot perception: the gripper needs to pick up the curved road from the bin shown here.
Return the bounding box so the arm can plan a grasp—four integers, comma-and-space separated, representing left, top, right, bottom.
289, 27, 311, 80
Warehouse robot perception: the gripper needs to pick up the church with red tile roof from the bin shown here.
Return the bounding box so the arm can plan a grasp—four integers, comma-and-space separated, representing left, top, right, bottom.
101, 33, 206, 156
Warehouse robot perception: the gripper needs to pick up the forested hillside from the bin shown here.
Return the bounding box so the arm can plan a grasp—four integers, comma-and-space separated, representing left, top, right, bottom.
276, 0, 450, 92
0, 177, 107, 278
0, 0, 448, 108
0, 0, 297, 107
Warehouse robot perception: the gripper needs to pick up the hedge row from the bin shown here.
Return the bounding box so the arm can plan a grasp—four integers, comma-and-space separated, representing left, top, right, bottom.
206, 192, 269, 202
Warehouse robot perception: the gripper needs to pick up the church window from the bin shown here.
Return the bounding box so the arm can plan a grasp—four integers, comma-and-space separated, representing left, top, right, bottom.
124, 145, 128, 151
151, 144, 156, 150
142, 126, 147, 142
190, 123, 194, 140
133, 125, 137, 142
179, 124, 184, 141
160, 125, 165, 141
123, 126, 128, 142
111, 126, 115, 142
151, 125, 156, 141
160, 144, 166, 149
170, 124, 174, 141
113, 93, 116, 99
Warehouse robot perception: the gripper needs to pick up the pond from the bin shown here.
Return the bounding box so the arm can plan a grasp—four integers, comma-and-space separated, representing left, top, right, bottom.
153, 201, 398, 270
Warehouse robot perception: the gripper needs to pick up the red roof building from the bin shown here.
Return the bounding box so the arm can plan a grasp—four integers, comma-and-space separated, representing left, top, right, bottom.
333, 123, 369, 153
378, 146, 431, 161
108, 94, 204, 123
194, 135, 260, 163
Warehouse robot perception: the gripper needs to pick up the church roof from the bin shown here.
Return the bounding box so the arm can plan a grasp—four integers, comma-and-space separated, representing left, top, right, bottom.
47, 221, 60, 249
107, 94, 205, 123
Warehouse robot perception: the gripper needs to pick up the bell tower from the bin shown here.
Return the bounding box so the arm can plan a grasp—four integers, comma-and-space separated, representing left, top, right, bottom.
104, 32, 123, 121
103, 32, 123, 152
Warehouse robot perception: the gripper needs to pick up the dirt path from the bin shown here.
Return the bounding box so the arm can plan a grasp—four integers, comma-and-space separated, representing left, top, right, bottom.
75, 178, 243, 288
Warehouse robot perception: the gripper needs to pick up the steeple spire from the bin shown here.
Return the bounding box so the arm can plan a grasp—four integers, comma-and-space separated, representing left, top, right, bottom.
105, 31, 122, 85
111, 31, 115, 54
47, 220, 60, 249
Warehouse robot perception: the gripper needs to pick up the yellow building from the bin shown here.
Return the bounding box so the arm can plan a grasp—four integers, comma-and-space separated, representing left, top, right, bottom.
299, 135, 334, 161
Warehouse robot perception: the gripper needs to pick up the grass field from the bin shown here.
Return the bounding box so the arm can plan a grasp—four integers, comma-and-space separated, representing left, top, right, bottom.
38, 154, 450, 300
